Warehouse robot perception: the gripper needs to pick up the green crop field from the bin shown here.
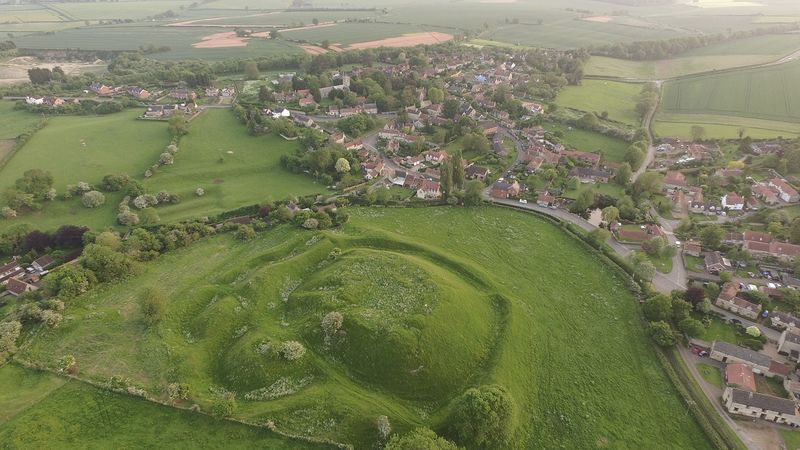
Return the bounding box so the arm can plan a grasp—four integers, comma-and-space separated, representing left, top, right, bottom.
194, 10, 379, 27
142, 109, 325, 224
543, 123, 630, 163
585, 34, 800, 80
0, 365, 326, 448
654, 112, 800, 140
556, 80, 641, 126
14, 206, 711, 449
12, 24, 304, 60
45, 1, 195, 21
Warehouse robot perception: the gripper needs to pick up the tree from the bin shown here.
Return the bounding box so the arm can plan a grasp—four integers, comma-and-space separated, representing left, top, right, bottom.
211, 392, 237, 418
258, 85, 274, 103
614, 163, 632, 186
699, 225, 724, 250
643, 294, 672, 322
117, 208, 140, 226
335, 158, 350, 173
101, 173, 130, 192
269, 29, 279, 39
462, 133, 490, 155
577, 112, 598, 130
587, 228, 610, 249
81, 191, 106, 208
27, 67, 52, 85
448, 384, 515, 448
54, 225, 88, 248
641, 236, 666, 257
649, 321, 676, 347
321, 311, 344, 338
95, 231, 122, 251
624, 145, 645, 170
428, 87, 444, 104
672, 298, 692, 322
601, 206, 619, 225
280, 341, 306, 360
570, 189, 595, 214
442, 99, 460, 119
244, 61, 259, 80
696, 298, 713, 314
376, 415, 392, 442
168, 111, 188, 137
690, 125, 706, 142
81, 243, 137, 282
684, 286, 706, 305
15, 169, 53, 199
386, 428, 458, 450
789, 219, 800, 244
159, 152, 174, 165
464, 180, 484, 206
43, 265, 97, 299
678, 318, 704, 337
450, 150, 464, 189
440, 161, 453, 197
632, 172, 663, 198
234, 224, 256, 241
140, 287, 166, 326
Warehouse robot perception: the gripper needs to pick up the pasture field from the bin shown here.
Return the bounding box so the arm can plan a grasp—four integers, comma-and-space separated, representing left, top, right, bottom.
185, 10, 379, 27
45, 1, 196, 21
142, 109, 324, 224
543, 123, 630, 163
12, 25, 304, 60
0, 7, 63, 24
654, 113, 800, 140
0, 365, 326, 449
0, 101, 43, 140
15, 206, 711, 449
556, 80, 641, 126
585, 33, 800, 80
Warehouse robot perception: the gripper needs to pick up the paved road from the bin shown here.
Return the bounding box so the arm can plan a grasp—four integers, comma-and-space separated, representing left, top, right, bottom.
631, 80, 662, 183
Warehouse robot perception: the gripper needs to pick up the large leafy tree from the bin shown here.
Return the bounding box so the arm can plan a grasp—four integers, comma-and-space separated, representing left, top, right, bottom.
448, 384, 515, 448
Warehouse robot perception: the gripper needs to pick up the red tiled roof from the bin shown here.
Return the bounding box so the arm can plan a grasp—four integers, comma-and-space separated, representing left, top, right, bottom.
725, 363, 756, 391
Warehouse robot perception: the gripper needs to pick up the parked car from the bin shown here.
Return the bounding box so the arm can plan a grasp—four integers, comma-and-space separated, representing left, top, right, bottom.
519, 199, 527, 204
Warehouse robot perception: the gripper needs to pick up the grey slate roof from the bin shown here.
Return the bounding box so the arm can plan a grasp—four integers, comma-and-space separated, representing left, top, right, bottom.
730, 388, 797, 415
712, 341, 771, 368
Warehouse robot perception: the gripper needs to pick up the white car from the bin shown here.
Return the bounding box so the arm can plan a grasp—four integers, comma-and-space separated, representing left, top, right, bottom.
519, 199, 528, 204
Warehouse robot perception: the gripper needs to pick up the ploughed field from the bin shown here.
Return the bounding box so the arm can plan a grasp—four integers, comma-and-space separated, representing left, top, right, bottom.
11, 206, 711, 449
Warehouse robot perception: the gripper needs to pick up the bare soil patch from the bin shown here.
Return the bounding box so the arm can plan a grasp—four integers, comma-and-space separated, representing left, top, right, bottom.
192, 32, 248, 48
583, 16, 613, 23
0, 56, 106, 86
347, 32, 453, 49
300, 45, 328, 55
328, 44, 345, 52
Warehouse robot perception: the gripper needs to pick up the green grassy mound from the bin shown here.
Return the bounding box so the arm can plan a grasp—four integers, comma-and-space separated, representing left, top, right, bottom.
13, 207, 712, 448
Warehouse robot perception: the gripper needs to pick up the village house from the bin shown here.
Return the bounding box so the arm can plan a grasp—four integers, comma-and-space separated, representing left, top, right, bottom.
569, 167, 610, 184
0, 259, 23, 284
490, 180, 521, 199
771, 311, 800, 331
424, 150, 448, 164
465, 165, 489, 181
753, 184, 780, 205
416, 179, 442, 199
169, 89, 196, 100
298, 97, 317, 108
705, 251, 730, 274
723, 388, 800, 426
536, 192, 555, 207
710, 341, 789, 378
663, 171, 687, 190
362, 103, 378, 115
562, 150, 601, 168
25, 96, 44, 105
345, 139, 364, 151
721, 192, 745, 210
127, 87, 150, 99
769, 178, 800, 203
778, 329, 800, 362
744, 240, 800, 262
362, 161, 385, 180
31, 255, 54, 272
715, 282, 761, 319
725, 363, 756, 392
89, 82, 111, 96
6, 277, 37, 297
683, 241, 702, 257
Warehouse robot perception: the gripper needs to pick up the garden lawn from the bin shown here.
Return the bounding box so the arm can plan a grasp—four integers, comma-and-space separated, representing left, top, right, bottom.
699, 318, 740, 345
16, 206, 712, 449
647, 252, 673, 274
556, 80, 641, 126
782, 430, 800, 450
543, 123, 629, 162
695, 363, 723, 389
0, 365, 326, 449
142, 108, 325, 224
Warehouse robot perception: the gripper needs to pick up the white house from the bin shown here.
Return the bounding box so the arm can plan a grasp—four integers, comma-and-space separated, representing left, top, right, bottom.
723, 387, 800, 426
721, 192, 744, 210
25, 96, 44, 105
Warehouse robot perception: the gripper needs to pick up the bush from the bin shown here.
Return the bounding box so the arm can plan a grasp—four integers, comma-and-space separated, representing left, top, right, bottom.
140, 287, 166, 326
447, 384, 515, 448
302, 218, 319, 229
117, 208, 140, 226
159, 152, 174, 165
386, 428, 458, 450
376, 415, 391, 441
279, 341, 306, 361
1, 207, 16, 219
211, 392, 236, 418
321, 311, 344, 337
0, 321, 22, 362
234, 224, 256, 241
195, 187, 205, 197
41, 310, 63, 328
81, 191, 106, 208
101, 174, 130, 192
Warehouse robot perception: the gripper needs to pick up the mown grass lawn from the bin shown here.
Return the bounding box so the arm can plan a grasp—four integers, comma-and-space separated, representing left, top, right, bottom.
695, 363, 723, 389
556, 80, 641, 126
782, 430, 800, 450
16, 206, 712, 449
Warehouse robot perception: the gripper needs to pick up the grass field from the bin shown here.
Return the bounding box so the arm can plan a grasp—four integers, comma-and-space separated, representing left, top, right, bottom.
543, 123, 630, 163
782, 430, 800, 450
12, 24, 304, 60
193, 10, 379, 27
0, 365, 326, 448
0, 101, 43, 140
142, 109, 324, 223
556, 80, 641, 126
280, 22, 449, 47
15, 206, 711, 449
